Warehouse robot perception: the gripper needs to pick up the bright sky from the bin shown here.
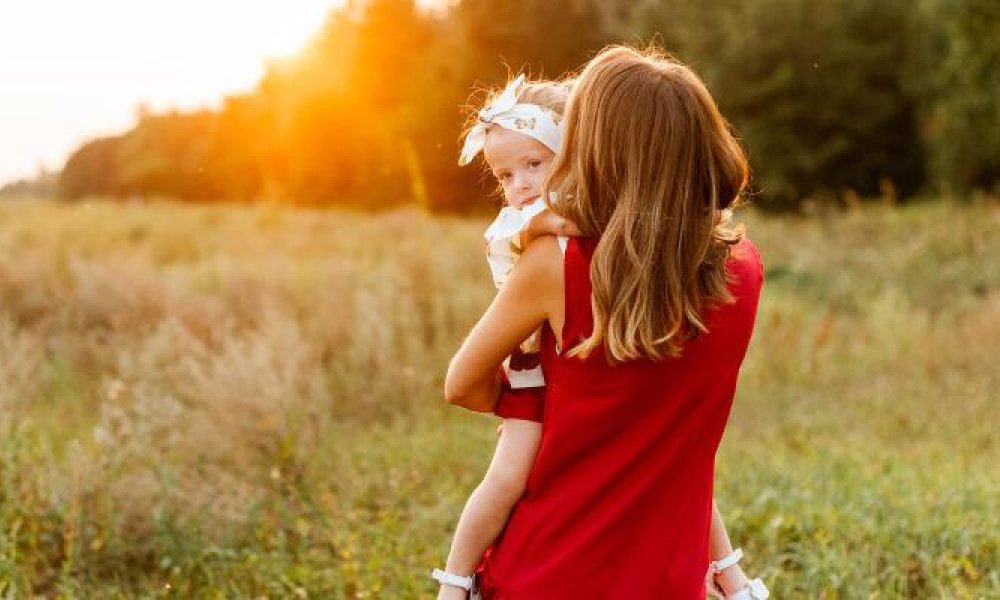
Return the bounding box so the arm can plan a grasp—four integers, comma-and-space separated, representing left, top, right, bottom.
0, 0, 368, 185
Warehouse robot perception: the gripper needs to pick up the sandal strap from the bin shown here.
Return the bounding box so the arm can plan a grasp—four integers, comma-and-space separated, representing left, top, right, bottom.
431, 568, 474, 591
711, 548, 744, 573
727, 578, 770, 600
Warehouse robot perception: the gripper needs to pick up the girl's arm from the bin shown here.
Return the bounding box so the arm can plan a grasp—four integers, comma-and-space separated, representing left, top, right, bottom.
521, 208, 583, 248
437, 418, 542, 600
445, 236, 563, 412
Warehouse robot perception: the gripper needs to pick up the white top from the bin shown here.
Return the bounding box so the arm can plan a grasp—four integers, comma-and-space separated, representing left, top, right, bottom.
484, 199, 548, 389
484, 199, 547, 289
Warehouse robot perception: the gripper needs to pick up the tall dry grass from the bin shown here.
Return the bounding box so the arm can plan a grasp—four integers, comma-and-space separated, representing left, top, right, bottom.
0, 199, 491, 595
0, 198, 996, 597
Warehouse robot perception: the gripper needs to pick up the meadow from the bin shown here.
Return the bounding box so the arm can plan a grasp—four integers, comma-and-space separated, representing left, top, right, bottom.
0, 198, 996, 598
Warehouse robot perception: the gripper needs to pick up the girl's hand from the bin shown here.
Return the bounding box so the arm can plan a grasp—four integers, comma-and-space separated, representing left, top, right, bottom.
521, 209, 583, 248
706, 563, 752, 598
705, 565, 725, 599
436, 584, 469, 600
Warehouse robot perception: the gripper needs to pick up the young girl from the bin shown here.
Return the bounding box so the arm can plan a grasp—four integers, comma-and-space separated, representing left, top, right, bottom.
433, 74, 767, 600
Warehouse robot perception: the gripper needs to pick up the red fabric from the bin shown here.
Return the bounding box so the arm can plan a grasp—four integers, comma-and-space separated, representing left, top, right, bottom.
493, 382, 545, 422
477, 236, 764, 599
508, 347, 542, 371
494, 348, 546, 422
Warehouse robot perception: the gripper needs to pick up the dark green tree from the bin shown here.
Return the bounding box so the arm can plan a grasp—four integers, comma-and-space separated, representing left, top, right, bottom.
635, 0, 926, 209
923, 0, 1000, 195
430, 0, 615, 211
453, 0, 610, 79
61, 0, 995, 210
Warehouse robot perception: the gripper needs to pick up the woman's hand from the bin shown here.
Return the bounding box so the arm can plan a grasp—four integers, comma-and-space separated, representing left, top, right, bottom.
705, 565, 725, 598
521, 209, 583, 248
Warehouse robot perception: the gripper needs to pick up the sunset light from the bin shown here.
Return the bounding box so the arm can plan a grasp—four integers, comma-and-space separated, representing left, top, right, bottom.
0, 0, 996, 596
0, 0, 349, 183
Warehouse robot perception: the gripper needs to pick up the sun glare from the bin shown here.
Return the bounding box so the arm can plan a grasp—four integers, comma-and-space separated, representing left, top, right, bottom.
0, 0, 449, 184
0, 0, 358, 184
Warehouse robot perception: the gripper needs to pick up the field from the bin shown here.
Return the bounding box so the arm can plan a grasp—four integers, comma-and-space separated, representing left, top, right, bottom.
0, 198, 997, 598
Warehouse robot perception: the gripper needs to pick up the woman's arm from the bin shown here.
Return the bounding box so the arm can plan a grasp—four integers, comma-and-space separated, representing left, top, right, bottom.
437, 419, 542, 600
445, 236, 563, 412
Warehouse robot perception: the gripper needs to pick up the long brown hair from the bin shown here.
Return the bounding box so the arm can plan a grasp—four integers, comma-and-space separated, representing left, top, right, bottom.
546, 45, 749, 363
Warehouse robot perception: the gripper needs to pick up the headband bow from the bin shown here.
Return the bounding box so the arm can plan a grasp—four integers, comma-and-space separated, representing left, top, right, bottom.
459, 74, 563, 166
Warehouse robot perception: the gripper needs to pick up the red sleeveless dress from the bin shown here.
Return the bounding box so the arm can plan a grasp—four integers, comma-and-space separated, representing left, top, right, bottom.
478, 236, 764, 599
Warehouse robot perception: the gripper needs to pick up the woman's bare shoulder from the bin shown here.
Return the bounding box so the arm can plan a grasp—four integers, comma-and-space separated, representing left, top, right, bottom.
512, 235, 565, 321
518, 235, 565, 282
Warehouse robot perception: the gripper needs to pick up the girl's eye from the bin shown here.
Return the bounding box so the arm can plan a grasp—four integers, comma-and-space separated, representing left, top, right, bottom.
498, 173, 512, 182
528, 160, 542, 168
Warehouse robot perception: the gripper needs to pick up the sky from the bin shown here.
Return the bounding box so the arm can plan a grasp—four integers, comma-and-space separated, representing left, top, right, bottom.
0, 1, 364, 186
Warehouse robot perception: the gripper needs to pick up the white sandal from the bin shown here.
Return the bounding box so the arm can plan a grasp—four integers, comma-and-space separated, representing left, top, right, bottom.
432, 568, 482, 598
710, 549, 770, 600
726, 578, 770, 600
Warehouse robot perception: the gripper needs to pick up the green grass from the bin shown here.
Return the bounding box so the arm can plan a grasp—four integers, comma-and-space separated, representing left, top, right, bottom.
0, 198, 996, 598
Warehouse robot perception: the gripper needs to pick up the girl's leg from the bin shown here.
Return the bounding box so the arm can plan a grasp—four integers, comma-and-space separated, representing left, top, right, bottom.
709, 500, 750, 596
437, 419, 541, 599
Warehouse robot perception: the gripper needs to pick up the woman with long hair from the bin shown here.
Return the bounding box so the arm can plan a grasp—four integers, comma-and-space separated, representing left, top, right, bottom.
444, 45, 765, 599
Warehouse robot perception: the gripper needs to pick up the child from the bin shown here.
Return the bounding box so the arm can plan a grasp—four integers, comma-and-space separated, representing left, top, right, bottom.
432, 74, 767, 600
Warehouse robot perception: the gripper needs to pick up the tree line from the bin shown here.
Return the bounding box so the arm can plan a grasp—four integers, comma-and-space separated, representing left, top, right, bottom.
57, 0, 999, 212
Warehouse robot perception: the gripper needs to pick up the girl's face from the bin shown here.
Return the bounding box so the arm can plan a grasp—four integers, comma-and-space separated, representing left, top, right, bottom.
483, 126, 556, 209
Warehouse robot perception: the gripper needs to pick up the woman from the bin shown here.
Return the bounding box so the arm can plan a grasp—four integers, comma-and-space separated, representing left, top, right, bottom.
445, 45, 765, 599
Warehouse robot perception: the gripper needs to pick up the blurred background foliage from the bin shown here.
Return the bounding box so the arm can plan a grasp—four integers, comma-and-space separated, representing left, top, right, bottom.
49, 0, 1000, 211
1, 2, 998, 595
0, 198, 996, 596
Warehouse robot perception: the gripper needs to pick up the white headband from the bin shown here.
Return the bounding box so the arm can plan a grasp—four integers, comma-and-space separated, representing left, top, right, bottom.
459, 74, 563, 166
